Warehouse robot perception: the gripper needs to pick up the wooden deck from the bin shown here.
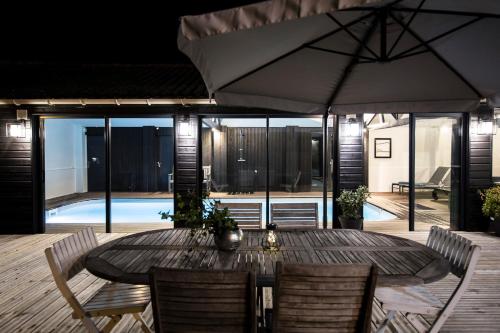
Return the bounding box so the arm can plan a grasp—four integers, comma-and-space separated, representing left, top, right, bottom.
1, 231, 498, 332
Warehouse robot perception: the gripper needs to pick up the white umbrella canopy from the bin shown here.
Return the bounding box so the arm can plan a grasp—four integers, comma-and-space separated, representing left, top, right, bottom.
178, 0, 500, 114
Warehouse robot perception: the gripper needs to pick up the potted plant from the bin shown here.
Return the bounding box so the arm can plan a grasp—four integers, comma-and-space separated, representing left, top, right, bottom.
159, 191, 242, 251
481, 186, 500, 236
204, 200, 242, 251
336, 185, 370, 230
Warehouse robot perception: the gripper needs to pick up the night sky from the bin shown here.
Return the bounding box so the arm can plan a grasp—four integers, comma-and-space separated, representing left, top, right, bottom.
0, 1, 260, 65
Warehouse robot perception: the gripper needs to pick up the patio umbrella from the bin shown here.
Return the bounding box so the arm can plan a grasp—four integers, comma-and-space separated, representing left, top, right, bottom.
178, 0, 500, 114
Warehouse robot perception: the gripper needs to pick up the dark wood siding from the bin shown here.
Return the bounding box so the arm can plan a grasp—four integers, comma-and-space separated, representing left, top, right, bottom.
87, 127, 173, 192
465, 108, 493, 231
0, 110, 34, 234
174, 116, 200, 227
338, 115, 365, 190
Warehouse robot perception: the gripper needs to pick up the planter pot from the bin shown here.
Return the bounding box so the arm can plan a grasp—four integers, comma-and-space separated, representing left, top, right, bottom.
339, 216, 363, 230
492, 217, 500, 236
214, 229, 243, 251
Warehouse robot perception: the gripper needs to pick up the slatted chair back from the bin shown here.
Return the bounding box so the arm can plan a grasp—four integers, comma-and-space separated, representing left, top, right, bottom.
426, 226, 480, 277
217, 202, 262, 229
45, 227, 100, 331
428, 166, 450, 185
47, 227, 99, 281
273, 262, 377, 333
424, 226, 481, 332
149, 268, 256, 333
270, 202, 318, 229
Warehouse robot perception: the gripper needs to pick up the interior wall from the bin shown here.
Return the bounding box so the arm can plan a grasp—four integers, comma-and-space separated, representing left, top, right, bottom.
368, 122, 452, 192
44, 121, 87, 199
368, 125, 409, 192
493, 123, 500, 177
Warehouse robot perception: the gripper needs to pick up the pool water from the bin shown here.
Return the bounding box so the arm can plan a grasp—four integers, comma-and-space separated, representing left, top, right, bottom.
46, 198, 397, 224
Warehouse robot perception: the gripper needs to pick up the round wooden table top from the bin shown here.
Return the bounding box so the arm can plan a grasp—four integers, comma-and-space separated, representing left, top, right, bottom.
85, 228, 450, 287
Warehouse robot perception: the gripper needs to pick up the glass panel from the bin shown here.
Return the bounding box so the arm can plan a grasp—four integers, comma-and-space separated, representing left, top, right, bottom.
415, 116, 462, 230
269, 117, 323, 229
44, 118, 106, 232
365, 114, 409, 230
327, 115, 335, 229
493, 109, 500, 184
110, 118, 174, 232
202, 117, 267, 228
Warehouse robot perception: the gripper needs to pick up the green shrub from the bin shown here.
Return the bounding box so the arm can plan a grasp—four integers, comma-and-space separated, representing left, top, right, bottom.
482, 186, 500, 219
336, 185, 370, 219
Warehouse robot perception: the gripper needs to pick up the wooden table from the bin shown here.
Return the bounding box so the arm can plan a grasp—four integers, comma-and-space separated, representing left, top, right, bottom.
85, 229, 450, 287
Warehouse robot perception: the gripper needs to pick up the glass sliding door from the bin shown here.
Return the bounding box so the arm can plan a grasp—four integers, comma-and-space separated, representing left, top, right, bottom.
202, 117, 267, 229
326, 115, 336, 229
414, 115, 462, 230
110, 118, 174, 232
44, 118, 106, 232
365, 114, 409, 231
493, 109, 500, 184
269, 117, 324, 229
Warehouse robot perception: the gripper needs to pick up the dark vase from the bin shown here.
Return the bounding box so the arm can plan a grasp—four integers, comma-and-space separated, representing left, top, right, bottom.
214, 229, 243, 251
339, 216, 363, 230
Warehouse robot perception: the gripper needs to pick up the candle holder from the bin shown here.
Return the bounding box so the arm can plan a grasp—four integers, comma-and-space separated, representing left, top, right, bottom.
263, 223, 279, 252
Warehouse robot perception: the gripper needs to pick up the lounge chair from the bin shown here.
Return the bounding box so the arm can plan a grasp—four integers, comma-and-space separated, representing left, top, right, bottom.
392, 166, 450, 197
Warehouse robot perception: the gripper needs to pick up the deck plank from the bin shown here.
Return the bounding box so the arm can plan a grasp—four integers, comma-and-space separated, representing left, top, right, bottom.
0, 230, 498, 332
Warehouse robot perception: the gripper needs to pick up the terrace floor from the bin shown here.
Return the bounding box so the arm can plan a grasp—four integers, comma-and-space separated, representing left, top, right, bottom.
0, 230, 498, 332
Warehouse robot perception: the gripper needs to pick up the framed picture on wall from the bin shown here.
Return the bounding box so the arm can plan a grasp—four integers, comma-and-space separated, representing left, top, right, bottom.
374, 138, 391, 158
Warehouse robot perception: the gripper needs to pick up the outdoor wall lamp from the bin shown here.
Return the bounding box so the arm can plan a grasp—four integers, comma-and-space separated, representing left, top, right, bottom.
6, 109, 28, 138
340, 115, 360, 137
6, 122, 26, 138
472, 113, 496, 135
178, 116, 192, 137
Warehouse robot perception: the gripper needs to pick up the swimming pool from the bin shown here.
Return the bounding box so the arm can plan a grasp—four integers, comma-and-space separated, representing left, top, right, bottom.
46, 198, 397, 224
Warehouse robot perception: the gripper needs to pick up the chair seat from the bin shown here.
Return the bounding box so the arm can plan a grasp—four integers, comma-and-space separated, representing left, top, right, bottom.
376, 285, 443, 316
76, 283, 150, 318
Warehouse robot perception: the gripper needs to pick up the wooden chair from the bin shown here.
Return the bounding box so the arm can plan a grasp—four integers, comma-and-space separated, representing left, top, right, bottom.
375, 226, 481, 333
281, 171, 302, 193
217, 202, 262, 229
270, 202, 318, 229
149, 268, 257, 333
45, 227, 151, 333
272, 262, 378, 333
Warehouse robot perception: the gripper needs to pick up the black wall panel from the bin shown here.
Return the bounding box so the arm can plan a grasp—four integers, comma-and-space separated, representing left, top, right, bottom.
0, 110, 35, 234
338, 115, 365, 190
465, 108, 493, 231
174, 116, 200, 227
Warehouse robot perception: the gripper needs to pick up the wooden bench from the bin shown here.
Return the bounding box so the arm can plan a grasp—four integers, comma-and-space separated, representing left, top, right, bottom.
45, 227, 151, 333
375, 226, 481, 333
217, 202, 262, 229
270, 202, 318, 229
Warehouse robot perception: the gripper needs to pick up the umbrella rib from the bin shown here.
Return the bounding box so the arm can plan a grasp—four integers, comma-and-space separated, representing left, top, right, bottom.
390, 16, 483, 60
326, 13, 379, 60
387, 0, 427, 58
306, 46, 377, 61
216, 11, 376, 93
388, 11, 482, 98
327, 15, 380, 108
391, 8, 500, 19
390, 49, 430, 61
